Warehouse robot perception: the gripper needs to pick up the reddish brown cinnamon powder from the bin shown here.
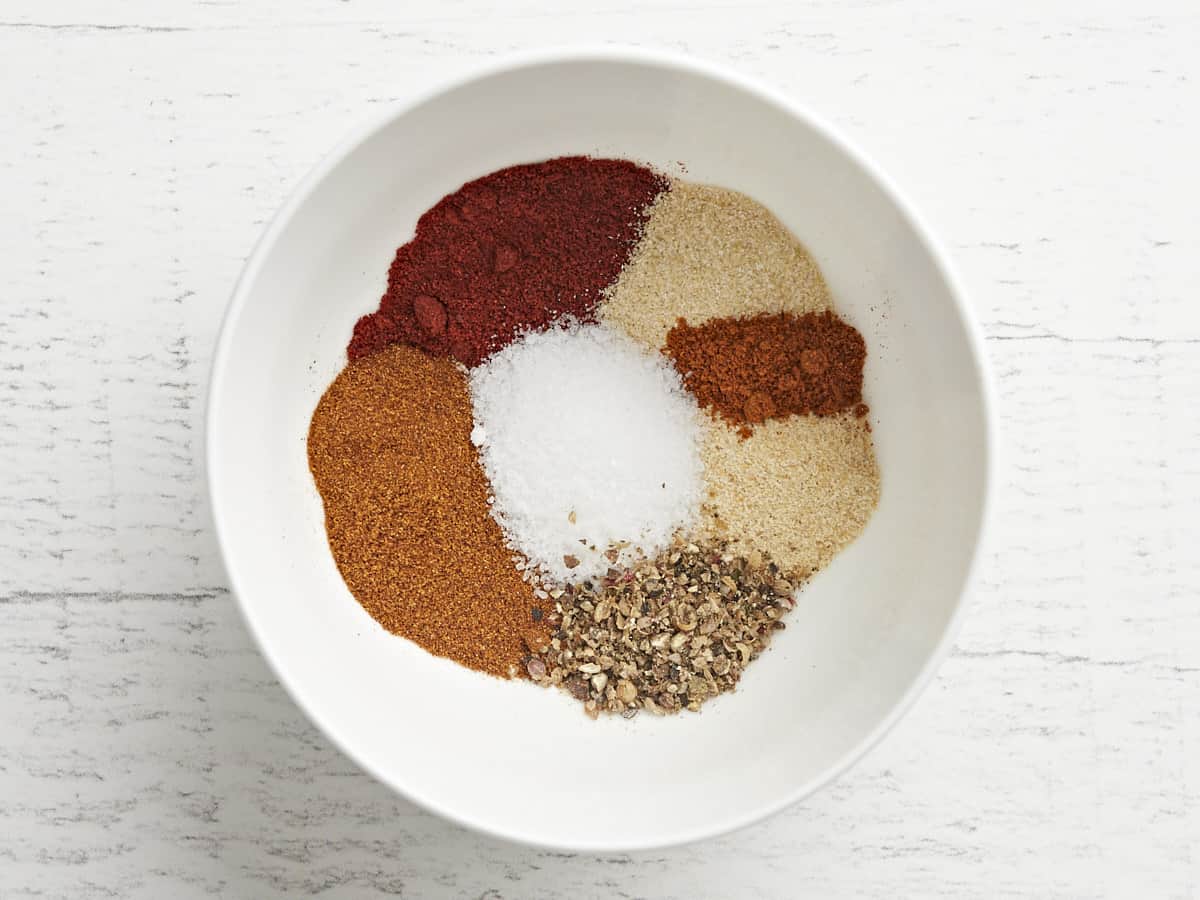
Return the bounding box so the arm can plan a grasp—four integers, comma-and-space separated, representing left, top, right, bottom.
665, 311, 867, 436
307, 345, 553, 676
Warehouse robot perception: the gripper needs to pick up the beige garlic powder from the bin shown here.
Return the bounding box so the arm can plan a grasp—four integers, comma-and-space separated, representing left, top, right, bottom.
601, 180, 881, 579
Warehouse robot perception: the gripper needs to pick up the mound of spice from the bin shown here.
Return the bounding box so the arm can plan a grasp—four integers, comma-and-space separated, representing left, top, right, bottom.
469, 322, 702, 583
665, 311, 868, 437
699, 414, 880, 581
601, 181, 831, 349
307, 344, 553, 676
348, 156, 668, 367
528, 538, 795, 717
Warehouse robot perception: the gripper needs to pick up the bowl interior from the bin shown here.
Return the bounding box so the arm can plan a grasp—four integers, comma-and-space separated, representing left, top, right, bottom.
208, 54, 990, 850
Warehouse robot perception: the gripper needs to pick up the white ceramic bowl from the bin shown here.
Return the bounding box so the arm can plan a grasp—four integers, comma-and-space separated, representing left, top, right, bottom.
207, 48, 994, 851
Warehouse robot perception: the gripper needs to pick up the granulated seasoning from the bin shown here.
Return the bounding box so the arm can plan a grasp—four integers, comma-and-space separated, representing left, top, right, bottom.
469, 322, 702, 583
307, 344, 554, 676
601, 181, 831, 350
349, 156, 667, 367
665, 311, 867, 437
699, 413, 880, 580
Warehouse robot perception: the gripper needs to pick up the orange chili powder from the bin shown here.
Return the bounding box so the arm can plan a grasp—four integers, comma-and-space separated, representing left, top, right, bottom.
307, 344, 552, 676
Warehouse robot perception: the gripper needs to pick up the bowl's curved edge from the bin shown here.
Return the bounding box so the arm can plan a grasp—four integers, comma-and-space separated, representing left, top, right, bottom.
205, 45, 998, 854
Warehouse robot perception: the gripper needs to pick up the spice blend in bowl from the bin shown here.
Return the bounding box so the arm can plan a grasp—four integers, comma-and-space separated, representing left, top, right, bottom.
305, 154, 882, 715
212, 54, 992, 851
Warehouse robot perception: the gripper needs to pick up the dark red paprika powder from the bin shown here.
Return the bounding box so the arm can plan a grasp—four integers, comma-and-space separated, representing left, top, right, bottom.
665, 311, 868, 437
348, 156, 668, 367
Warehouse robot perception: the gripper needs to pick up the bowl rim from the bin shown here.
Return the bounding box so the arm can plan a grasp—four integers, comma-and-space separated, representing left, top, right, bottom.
205, 45, 997, 853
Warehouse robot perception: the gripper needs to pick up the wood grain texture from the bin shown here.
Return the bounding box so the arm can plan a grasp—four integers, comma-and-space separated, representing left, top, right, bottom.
1, 1, 1197, 896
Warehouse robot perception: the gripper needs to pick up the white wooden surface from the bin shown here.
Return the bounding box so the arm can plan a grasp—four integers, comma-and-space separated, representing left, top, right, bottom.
2, 1, 1198, 896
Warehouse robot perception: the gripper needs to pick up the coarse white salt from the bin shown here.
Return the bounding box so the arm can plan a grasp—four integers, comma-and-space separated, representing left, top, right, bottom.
469, 322, 702, 583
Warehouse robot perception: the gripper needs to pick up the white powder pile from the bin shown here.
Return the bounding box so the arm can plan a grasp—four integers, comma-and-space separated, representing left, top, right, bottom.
469, 323, 702, 582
